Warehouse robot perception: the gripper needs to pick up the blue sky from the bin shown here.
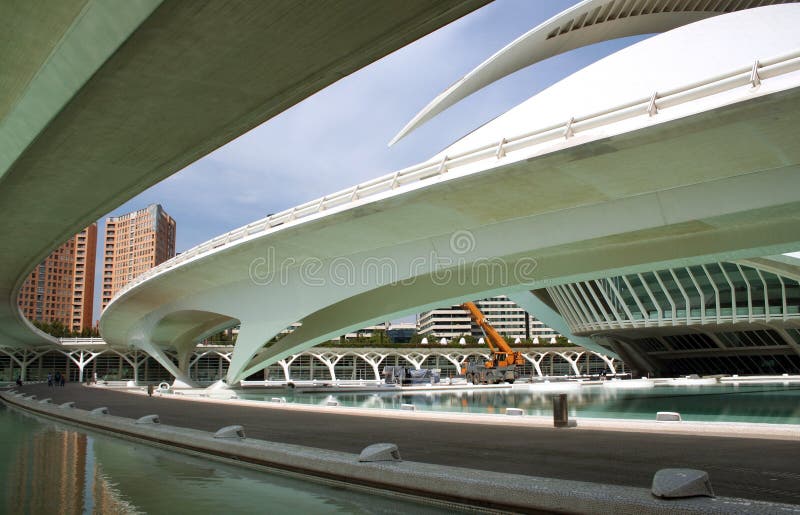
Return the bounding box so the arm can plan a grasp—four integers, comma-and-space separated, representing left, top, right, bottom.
91, 1, 647, 322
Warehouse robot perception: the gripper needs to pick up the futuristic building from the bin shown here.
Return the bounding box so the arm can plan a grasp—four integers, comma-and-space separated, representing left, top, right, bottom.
97, 3, 800, 386
529, 257, 800, 376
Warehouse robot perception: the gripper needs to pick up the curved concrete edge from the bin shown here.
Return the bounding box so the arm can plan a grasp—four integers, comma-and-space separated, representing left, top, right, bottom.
1, 392, 797, 514
119, 387, 800, 442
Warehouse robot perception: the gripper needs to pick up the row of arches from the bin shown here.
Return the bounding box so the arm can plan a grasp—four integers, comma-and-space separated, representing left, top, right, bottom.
0, 346, 624, 384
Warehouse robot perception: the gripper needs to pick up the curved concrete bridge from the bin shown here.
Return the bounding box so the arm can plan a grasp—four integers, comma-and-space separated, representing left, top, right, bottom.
0, 0, 486, 349
101, 6, 800, 386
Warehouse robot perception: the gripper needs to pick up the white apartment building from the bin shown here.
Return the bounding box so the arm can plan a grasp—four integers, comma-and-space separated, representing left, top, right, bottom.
418, 296, 561, 341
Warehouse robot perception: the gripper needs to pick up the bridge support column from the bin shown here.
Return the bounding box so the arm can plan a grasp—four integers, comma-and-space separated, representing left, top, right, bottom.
440, 353, 465, 377
591, 351, 617, 375
174, 340, 199, 384
225, 321, 290, 385
116, 350, 147, 385
277, 359, 291, 382
11, 350, 43, 382
356, 352, 387, 381
311, 353, 341, 382
133, 339, 198, 388
557, 352, 584, 376
66, 350, 102, 383
523, 353, 545, 377
404, 353, 429, 371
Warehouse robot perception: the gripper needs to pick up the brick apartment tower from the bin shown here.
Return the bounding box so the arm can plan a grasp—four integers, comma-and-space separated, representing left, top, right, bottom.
17, 224, 98, 333
101, 204, 176, 310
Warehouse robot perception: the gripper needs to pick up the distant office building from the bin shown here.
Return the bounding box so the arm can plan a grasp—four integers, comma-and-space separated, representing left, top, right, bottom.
18, 225, 97, 332
338, 322, 417, 343
418, 296, 560, 341
101, 204, 175, 310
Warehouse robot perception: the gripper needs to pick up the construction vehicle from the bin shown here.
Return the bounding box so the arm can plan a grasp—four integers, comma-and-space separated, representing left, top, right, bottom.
383, 366, 440, 386
460, 301, 525, 384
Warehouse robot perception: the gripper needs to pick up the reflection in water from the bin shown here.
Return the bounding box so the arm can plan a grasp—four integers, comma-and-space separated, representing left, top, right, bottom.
0, 406, 457, 514
238, 384, 800, 424
3, 416, 136, 514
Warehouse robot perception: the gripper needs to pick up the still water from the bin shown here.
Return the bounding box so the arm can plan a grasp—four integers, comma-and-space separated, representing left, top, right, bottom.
238, 383, 800, 424
0, 404, 459, 515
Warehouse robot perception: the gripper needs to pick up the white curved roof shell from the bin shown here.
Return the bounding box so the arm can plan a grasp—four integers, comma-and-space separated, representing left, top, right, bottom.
438, 4, 800, 157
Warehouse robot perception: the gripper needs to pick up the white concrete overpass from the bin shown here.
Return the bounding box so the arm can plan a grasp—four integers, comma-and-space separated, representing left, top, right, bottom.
0, 0, 487, 349
100, 6, 800, 386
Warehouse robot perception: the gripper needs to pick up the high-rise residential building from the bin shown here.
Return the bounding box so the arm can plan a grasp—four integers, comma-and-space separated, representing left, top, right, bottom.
18, 225, 97, 333
101, 204, 176, 310
418, 295, 561, 341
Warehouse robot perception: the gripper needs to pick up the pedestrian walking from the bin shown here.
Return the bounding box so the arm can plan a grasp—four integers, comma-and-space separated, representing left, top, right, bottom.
47, 372, 53, 388
60, 374, 66, 387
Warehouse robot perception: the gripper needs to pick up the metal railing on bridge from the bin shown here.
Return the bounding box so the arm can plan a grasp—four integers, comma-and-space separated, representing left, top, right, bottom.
107, 48, 800, 308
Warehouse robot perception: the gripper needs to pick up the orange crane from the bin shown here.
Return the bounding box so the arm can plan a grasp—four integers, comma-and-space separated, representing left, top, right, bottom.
460, 301, 525, 384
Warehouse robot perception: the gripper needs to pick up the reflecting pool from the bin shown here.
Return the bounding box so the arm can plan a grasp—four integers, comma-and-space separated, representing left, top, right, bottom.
0, 404, 461, 514
238, 383, 800, 424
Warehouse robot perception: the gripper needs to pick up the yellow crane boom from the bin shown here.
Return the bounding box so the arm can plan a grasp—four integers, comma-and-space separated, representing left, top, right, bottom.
461, 301, 515, 356
461, 301, 525, 372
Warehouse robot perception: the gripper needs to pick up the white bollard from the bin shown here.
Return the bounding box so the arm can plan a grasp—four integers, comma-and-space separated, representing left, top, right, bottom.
214, 425, 245, 439
359, 443, 401, 462
652, 469, 714, 498
136, 414, 160, 424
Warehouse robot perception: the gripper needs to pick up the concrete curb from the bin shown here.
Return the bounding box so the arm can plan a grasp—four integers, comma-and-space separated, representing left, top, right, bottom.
2, 392, 797, 514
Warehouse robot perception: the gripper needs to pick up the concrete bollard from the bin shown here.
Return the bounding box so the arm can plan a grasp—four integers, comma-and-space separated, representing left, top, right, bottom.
400, 403, 416, 411
652, 468, 714, 498
506, 408, 524, 416
326, 400, 339, 407
136, 414, 160, 424
270, 397, 286, 403
656, 411, 682, 422
359, 443, 401, 462
90, 407, 109, 416
553, 394, 568, 427
214, 425, 245, 439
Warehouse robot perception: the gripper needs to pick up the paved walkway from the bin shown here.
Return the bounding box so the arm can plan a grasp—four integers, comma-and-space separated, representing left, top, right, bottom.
8, 383, 800, 505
